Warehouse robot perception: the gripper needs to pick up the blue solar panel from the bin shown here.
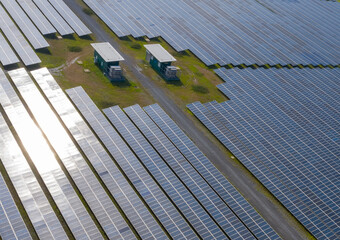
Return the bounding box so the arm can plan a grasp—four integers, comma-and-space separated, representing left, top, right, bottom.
144, 103, 281, 240
83, 0, 340, 66
66, 86, 198, 240
104, 105, 223, 239
124, 104, 256, 240
187, 68, 340, 240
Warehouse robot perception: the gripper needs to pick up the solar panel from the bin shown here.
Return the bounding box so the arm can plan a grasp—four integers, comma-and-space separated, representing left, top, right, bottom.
0, 167, 32, 240
0, 111, 67, 239
144, 103, 281, 240
0, 69, 102, 240
9, 68, 134, 240
48, 0, 91, 36
32, 0, 74, 36
0, 33, 19, 66
31, 67, 164, 240
67, 86, 198, 240
187, 68, 340, 240
84, 0, 340, 66
124, 104, 255, 240
0, 5, 41, 66
16, 0, 56, 35
104, 105, 224, 239
1, 0, 49, 49
82, 0, 131, 37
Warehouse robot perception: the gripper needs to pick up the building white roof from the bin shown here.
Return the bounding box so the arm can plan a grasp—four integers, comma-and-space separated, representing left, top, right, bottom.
91, 42, 124, 62
144, 44, 176, 63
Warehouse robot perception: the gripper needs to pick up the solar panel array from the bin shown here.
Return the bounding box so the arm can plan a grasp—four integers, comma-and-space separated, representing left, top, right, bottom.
187, 68, 340, 240
16, 0, 56, 35
0, 5, 41, 66
124, 105, 256, 240
0, 65, 286, 239
1, 0, 49, 49
48, 0, 91, 36
31, 67, 165, 240
144, 103, 281, 240
9, 68, 133, 240
67, 86, 196, 240
0, 108, 67, 239
104, 106, 225, 239
0, 164, 32, 240
0, 69, 103, 240
0, 0, 91, 67
83, 0, 340, 66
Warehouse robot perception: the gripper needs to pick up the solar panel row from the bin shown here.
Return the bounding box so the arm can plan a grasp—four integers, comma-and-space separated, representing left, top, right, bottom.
0, 164, 32, 240
0, 33, 19, 66
0, 69, 102, 240
48, 0, 91, 36
9, 68, 133, 240
32, 0, 74, 36
187, 68, 340, 240
124, 105, 256, 240
83, 0, 340, 66
144, 103, 281, 240
67, 86, 197, 240
31, 67, 165, 240
0, 5, 41, 66
104, 106, 223, 239
0, 110, 67, 239
1, 0, 49, 49
16, 0, 56, 35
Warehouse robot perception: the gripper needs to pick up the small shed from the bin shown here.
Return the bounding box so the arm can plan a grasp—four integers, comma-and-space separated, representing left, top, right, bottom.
144, 44, 179, 80
91, 42, 124, 81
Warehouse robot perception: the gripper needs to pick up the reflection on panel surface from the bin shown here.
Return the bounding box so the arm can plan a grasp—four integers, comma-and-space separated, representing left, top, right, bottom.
10, 68, 133, 240
0, 112, 67, 239
31, 67, 161, 240
0, 68, 101, 240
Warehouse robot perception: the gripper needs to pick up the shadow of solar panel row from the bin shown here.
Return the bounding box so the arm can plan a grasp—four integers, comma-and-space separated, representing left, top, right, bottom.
67, 86, 196, 240
0, 112, 67, 239
9, 68, 134, 240
83, 0, 340, 66
31, 67, 166, 240
0, 5, 41, 66
0, 169, 32, 240
144, 103, 281, 240
124, 104, 257, 240
104, 106, 224, 239
187, 68, 340, 239
0, 69, 103, 239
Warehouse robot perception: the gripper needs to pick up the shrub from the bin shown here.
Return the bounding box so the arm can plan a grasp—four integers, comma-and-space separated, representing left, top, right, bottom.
130, 43, 142, 49
192, 85, 209, 94
83, 8, 94, 15
68, 46, 82, 52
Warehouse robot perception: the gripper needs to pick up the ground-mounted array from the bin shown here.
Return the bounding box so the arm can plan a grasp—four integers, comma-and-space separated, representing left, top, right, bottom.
0, 67, 281, 239
187, 68, 340, 240
0, 0, 91, 67
83, 0, 340, 66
